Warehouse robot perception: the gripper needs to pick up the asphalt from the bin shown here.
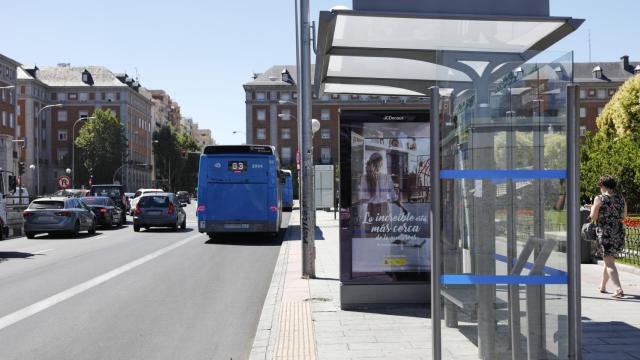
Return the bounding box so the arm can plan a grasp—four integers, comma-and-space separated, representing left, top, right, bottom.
0, 204, 288, 360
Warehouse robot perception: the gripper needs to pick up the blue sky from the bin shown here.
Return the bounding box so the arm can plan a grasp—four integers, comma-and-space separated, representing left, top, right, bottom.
2, 0, 638, 145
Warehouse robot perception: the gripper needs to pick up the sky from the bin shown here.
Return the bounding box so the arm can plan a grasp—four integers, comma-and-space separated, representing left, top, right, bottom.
2, 0, 638, 145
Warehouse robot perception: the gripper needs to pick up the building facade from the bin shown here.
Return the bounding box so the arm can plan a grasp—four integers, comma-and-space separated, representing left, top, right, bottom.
17, 64, 153, 194
574, 55, 640, 135
244, 65, 429, 167
0, 54, 19, 180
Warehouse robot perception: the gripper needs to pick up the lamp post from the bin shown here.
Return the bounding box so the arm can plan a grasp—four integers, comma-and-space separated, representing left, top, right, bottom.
36, 104, 63, 196
72, 116, 95, 188
113, 163, 148, 184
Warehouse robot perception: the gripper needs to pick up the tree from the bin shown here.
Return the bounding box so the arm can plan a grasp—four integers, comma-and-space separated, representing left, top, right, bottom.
581, 75, 640, 211
75, 109, 127, 184
152, 125, 201, 192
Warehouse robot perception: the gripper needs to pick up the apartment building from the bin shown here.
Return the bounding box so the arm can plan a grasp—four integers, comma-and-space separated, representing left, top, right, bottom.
244, 65, 429, 167
574, 55, 640, 135
0, 54, 19, 178
17, 64, 153, 194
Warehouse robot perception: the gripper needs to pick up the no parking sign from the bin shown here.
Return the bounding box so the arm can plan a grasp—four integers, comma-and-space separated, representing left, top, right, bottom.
57, 175, 71, 189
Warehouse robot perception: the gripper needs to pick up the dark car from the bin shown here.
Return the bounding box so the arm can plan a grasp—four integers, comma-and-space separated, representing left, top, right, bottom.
176, 191, 191, 204
23, 197, 96, 238
82, 196, 124, 228
132, 193, 187, 232
89, 184, 127, 224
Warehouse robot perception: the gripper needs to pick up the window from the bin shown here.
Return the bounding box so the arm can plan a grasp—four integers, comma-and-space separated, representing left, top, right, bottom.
79, 92, 89, 101
57, 149, 68, 161
58, 92, 67, 101
280, 108, 291, 121
281, 128, 291, 140
16, 104, 21, 117
321, 128, 331, 139
257, 109, 266, 121
579, 90, 586, 99
256, 128, 266, 140
280, 92, 291, 101
255, 92, 266, 101
579, 107, 586, 118
106, 92, 116, 102
9, 113, 14, 128
57, 129, 68, 141
281, 147, 292, 165
596, 89, 606, 99
79, 111, 89, 119
320, 109, 330, 121
1, 111, 5, 127
1, 89, 4, 101
587, 89, 596, 97
321, 94, 330, 101
58, 111, 68, 122
68, 93, 78, 100
292, 92, 298, 99
580, 126, 587, 137
340, 94, 350, 101
597, 107, 604, 115
320, 147, 331, 164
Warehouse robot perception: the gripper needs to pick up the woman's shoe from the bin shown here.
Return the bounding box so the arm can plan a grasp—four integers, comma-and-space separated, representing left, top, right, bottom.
597, 287, 608, 294
612, 289, 624, 298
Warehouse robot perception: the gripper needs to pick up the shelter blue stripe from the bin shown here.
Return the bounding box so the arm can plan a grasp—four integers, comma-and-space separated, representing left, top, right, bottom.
494, 254, 567, 277
440, 170, 566, 180
441, 275, 568, 285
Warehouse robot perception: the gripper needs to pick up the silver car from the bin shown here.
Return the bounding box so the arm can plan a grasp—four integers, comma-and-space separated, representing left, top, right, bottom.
132, 193, 187, 232
23, 197, 96, 238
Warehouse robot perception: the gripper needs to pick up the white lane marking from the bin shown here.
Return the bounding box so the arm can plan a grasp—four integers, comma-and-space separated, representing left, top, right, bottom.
0, 233, 203, 331
93, 235, 107, 240
33, 249, 53, 254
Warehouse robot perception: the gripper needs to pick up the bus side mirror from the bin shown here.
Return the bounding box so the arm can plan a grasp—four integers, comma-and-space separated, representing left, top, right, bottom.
8, 175, 17, 193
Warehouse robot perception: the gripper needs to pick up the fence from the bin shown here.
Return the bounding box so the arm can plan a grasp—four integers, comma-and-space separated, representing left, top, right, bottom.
620, 226, 640, 266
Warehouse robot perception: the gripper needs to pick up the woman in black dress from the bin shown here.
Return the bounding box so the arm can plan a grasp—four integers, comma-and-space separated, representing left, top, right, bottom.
589, 175, 627, 298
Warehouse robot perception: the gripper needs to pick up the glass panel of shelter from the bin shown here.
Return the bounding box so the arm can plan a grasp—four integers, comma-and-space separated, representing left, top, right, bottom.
435, 50, 572, 360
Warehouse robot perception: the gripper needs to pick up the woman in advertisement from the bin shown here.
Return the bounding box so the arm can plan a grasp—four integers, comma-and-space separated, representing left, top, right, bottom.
358, 152, 408, 234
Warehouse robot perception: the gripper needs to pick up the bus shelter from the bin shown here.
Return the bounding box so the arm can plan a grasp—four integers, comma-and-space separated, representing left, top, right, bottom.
314, 7, 583, 360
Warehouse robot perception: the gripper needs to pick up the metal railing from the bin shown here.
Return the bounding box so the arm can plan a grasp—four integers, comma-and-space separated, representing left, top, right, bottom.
620, 227, 640, 265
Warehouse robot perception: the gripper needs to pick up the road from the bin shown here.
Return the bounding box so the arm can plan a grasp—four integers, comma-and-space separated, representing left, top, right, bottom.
0, 203, 287, 360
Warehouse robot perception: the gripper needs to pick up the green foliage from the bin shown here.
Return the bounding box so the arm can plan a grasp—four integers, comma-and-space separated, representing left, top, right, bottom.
152, 125, 201, 192
75, 109, 126, 184
581, 75, 640, 210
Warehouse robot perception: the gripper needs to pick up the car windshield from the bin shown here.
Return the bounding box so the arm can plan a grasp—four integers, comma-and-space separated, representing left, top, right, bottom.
91, 187, 121, 197
83, 197, 107, 206
138, 196, 170, 208
29, 200, 65, 210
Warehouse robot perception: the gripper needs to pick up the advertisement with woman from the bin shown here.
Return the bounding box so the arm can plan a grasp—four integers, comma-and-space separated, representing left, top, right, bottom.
340, 110, 431, 282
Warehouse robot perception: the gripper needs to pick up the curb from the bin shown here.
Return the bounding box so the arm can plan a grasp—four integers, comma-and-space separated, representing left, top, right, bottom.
597, 260, 640, 276
249, 217, 294, 360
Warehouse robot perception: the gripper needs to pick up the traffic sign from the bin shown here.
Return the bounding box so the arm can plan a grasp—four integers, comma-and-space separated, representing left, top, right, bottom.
57, 175, 71, 189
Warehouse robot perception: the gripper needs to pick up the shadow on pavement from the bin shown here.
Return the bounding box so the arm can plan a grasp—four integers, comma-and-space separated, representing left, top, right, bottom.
345, 304, 429, 318
283, 225, 325, 240
205, 232, 284, 247
0, 251, 41, 262
139, 228, 194, 233
29, 232, 106, 240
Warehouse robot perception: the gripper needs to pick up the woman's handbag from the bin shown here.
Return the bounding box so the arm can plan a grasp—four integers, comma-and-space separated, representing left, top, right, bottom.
581, 222, 597, 241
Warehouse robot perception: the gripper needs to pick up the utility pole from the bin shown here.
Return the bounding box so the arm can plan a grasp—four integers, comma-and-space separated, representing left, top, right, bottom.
297, 0, 315, 278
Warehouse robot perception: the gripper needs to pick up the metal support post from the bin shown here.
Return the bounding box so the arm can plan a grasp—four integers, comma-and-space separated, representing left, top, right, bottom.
430, 86, 442, 360
298, 0, 315, 278
567, 84, 582, 359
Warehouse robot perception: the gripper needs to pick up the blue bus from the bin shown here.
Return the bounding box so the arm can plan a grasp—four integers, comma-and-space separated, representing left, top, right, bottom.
197, 145, 282, 237
281, 169, 293, 212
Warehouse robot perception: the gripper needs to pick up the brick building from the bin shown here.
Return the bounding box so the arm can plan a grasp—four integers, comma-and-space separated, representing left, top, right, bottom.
17, 64, 153, 194
0, 54, 19, 178
575, 56, 640, 135
244, 65, 429, 167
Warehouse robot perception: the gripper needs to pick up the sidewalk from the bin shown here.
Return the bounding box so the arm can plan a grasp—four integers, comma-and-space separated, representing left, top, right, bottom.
250, 209, 640, 360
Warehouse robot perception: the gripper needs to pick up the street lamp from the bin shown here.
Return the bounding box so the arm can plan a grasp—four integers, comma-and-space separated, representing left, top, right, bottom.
0, 85, 15, 90
65, 168, 71, 175
113, 163, 148, 184
36, 104, 63, 196
72, 116, 96, 188
231, 130, 245, 134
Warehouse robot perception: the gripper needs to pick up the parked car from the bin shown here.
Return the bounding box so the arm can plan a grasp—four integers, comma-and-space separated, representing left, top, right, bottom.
23, 197, 96, 238
132, 192, 186, 232
52, 189, 89, 198
176, 191, 191, 204
8, 187, 30, 205
82, 196, 124, 228
129, 188, 163, 215
89, 184, 127, 224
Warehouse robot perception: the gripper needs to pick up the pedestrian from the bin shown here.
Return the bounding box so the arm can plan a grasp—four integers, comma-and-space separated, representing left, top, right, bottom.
589, 175, 627, 298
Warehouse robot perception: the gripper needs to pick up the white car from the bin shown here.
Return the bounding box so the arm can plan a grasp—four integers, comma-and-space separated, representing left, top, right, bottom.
129, 188, 163, 215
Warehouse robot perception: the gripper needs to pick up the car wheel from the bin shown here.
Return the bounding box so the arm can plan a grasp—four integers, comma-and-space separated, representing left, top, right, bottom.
88, 220, 97, 235
121, 213, 127, 225
133, 224, 140, 232
26, 232, 36, 239
72, 221, 80, 238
